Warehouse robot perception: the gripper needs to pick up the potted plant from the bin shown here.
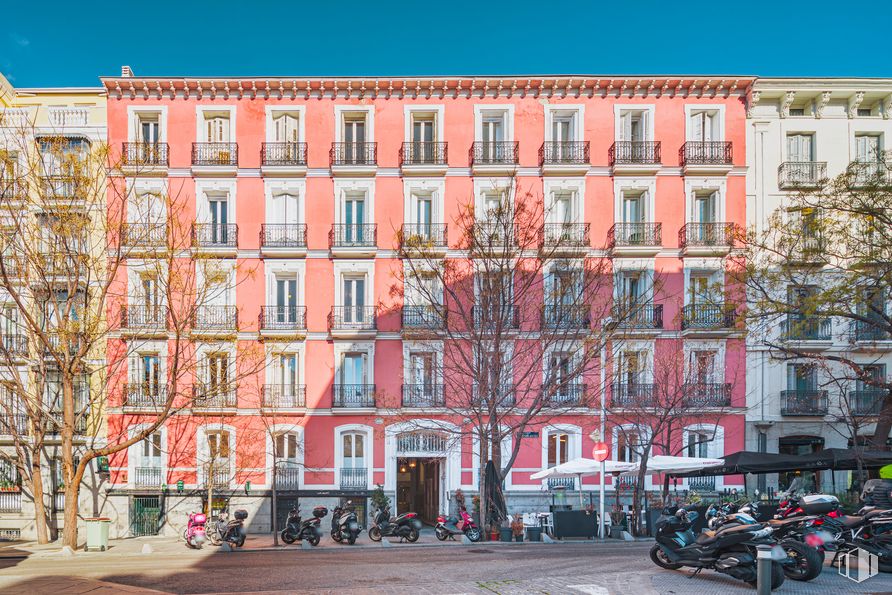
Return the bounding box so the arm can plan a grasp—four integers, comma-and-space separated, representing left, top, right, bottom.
511, 514, 525, 542
609, 507, 626, 539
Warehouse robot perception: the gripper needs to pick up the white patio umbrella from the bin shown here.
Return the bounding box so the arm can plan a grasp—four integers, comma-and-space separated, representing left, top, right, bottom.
531, 457, 636, 506
620, 455, 724, 477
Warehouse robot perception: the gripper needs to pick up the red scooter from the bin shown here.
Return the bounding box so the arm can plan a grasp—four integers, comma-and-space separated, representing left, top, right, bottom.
183, 512, 207, 549
435, 508, 482, 542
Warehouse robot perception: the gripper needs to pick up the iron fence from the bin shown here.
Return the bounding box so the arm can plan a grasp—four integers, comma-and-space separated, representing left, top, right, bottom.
191, 143, 238, 166
261, 142, 307, 166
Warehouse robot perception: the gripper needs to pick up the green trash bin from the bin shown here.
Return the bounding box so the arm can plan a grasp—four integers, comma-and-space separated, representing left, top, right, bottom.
85, 517, 111, 551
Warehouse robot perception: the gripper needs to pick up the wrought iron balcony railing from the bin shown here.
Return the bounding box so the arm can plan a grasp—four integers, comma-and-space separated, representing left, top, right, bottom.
402, 305, 446, 330
48, 412, 88, 434
781, 316, 832, 341
680, 141, 732, 166
0, 334, 28, 358
206, 462, 231, 488
542, 304, 591, 330
612, 303, 664, 329
276, 465, 301, 490
545, 383, 587, 407
851, 321, 892, 342
612, 383, 656, 407
780, 389, 828, 416
260, 224, 307, 248
608, 223, 662, 248
192, 385, 237, 409
192, 223, 238, 248
778, 161, 827, 189
679, 223, 735, 248
123, 384, 168, 409
329, 224, 377, 247
540, 223, 590, 248
133, 466, 163, 487
400, 223, 447, 248
687, 476, 717, 492
330, 142, 377, 166
40, 175, 86, 200
539, 141, 590, 165
192, 143, 238, 166
850, 161, 892, 187
470, 141, 518, 165
683, 383, 731, 407
122, 142, 169, 167
682, 304, 735, 330
261, 142, 307, 166
0, 491, 22, 513
609, 141, 661, 165
192, 305, 238, 331
548, 477, 577, 490
262, 384, 307, 408
472, 305, 520, 330
401, 142, 447, 165
121, 305, 168, 330
259, 305, 307, 331
0, 414, 28, 435
849, 390, 885, 416
333, 384, 376, 408
329, 306, 377, 331
402, 384, 445, 407
339, 467, 368, 490
122, 223, 167, 248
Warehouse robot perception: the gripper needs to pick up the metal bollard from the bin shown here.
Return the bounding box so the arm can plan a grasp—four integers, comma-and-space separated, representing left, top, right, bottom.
756, 544, 773, 594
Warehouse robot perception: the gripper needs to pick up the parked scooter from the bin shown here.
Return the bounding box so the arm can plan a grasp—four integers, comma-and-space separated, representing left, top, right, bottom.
206, 509, 248, 547
650, 507, 787, 589
281, 505, 327, 546
183, 512, 207, 549
368, 505, 421, 542
435, 508, 482, 542
330, 501, 362, 545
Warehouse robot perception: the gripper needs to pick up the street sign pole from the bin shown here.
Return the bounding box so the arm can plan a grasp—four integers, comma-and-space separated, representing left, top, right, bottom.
599, 342, 606, 540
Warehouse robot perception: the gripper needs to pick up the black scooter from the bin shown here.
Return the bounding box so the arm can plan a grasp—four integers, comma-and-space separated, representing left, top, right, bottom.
650, 508, 786, 590
368, 506, 422, 542
330, 501, 362, 545
206, 509, 247, 548
281, 505, 327, 546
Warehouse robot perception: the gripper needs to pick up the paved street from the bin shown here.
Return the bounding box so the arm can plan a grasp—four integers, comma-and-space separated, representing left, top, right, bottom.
2, 536, 892, 594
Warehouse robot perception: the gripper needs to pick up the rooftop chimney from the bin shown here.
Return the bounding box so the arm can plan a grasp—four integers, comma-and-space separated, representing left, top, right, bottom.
121, 65, 133, 78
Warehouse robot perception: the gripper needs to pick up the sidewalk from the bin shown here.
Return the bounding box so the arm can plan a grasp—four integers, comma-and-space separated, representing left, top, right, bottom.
0, 575, 164, 594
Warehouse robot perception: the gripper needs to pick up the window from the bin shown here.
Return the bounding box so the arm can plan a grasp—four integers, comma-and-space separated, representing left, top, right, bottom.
693, 190, 718, 224
551, 269, 578, 306
621, 189, 647, 224
617, 430, 641, 462
275, 275, 298, 310
857, 364, 886, 392
272, 353, 299, 390
270, 192, 300, 225
342, 432, 365, 468
619, 110, 648, 142
141, 432, 162, 465
787, 134, 814, 162
342, 275, 366, 322
689, 110, 719, 142
204, 114, 230, 143
411, 191, 433, 231
789, 108, 806, 117
858, 108, 873, 117
274, 432, 299, 461
688, 273, 715, 305
138, 114, 160, 145
207, 430, 230, 460
340, 352, 368, 385
0, 305, 18, 338
787, 363, 817, 391
551, 190, 576, 224
272, 112, 300, 143
619, 350, 643, 385
342, 191, 367, 241
688, 350, 717, 384
547, 432, 569, 467
855, 135, 882, 162
207, 193, 229, 241
686, 430, 712, 458
140, 354, 162, 396
409, 352, 436, 388
551, 113, 576, 143
207, 353, 229, 393
549, 353, 575, 397
481, 113, 506, 143
619, 271, 645, 306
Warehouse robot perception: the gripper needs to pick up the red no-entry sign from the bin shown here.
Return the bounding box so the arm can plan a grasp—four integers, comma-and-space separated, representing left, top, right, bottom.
592, 442, 610, 462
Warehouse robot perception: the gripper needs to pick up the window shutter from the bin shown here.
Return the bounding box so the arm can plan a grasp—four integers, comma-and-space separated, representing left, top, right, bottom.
620, 112, 631, 141
691, 112, 703, 142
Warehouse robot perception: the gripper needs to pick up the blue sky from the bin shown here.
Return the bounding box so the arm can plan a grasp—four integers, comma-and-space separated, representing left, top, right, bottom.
3, 0, 890, 87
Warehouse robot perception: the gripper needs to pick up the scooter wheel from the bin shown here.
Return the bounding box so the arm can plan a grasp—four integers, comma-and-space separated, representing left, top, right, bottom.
781, 539, 822, 581
649, 544, 682, 570
347, 533, 356, 545
406, 528, 420, 543
280, 530, 296, 545
331, 531, 342, 542
237, 535, 246, 548
435, 528, 448, 541
368, 526, 382, 542
466, 528, 482, 542
307, 534, 320, 547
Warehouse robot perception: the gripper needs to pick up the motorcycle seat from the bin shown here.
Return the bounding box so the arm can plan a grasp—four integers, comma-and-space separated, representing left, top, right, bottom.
696, 530, 717, 545
767, 516, 815, 528
839, 515, 864, 527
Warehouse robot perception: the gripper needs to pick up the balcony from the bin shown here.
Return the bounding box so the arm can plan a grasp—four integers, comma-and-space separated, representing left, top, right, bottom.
0, 491, 22, 513
681, 304, 736, 335
260, 224, 307, 257
192, 305, 238, 336
192, 385, 237, 411
48, 411, 88, 435
781, 316, 832, 348
612, 383, 656, 408
470, 141, 519, 175
850, 390, 885, 416
120, 306, 168, 336
683, 383, 732, 407
121, 142, 169, 172
540, 223, 590, 253
679, 141, 733, 174
780, 389, 828, 416
612, 303, 664, 332
539, 141, 590, 174
192, 223, 238, 255
679, 223, 735, 256
400, 142, 448, 175
330, 142, 377, 175
687, 476, 717, 492
547, 477, 577, 490
339, 467, 368, 490
778, 162, 827, 190
41, 251, 89, 281
607, 223, 662, 256
329, 224, 377, 257
44, 332, 83, 357
400, 223, 447, 253
329, 305, 377, 337
206, 462, 231, 489
0, 334, 28, 360
261, 384, 307, 410
276, 465, 301, 490
542, 304, 591, 331
402, 305, 446, 333
40, 175, 86, 202
133, 466, 163, 488
122, 384, 168, 410
545, 383, 588, 407
260, 142, 307, 175
402, 384, 445, 408
851, 321, 892, 348
609, 141, 662, 174
0, 414, 28, 436
191, 143, 238, 173
472, 305, 520, 331
259, 306, 307, 337
850, 161, 892, 188
333, 384, 376, 409
121, 223, 167, 252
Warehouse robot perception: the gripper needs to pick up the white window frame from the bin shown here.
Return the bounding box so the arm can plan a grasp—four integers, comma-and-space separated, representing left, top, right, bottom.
614, 105, 656, 142
403, 178, 446, 227
403, 105, 445, 143
613, 178, 656, 223
683, 261, 724, 306
682, 340, 726, 383
473, 179, 514, 220
128, 178, 168, 222
265, 342, 306, 386
265, 106, 306, 143
543, 178, 584, 224
127, 106, 169, 143
334, 423, 374, 490
334, 105, 375, 144
333, 179, 375, 226
474, 104, 515, 142
264, 424, 305, 488
681, 424, 725, 490
264, 179, 306, 225
127, 424, 167, 489
196, 260, 236, 307
612, 341, 654, 384
196, 424, 236, 489
684, 105, 725, 142
544, 104, 585, 143
611, 259, 656, 304
195, 105, 236, 143
541, 424, 582, 478
333, 340, 375, 386
333, 261, 374, 307
265, 259, 306, 308
684, 178, 727, 223
195, 179, 237, 226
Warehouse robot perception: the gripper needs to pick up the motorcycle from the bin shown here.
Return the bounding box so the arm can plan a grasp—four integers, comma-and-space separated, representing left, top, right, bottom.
368, 505, 421, 542
206, 509, 247, 547
650, 507, 787, 589
183, 511, 207, 549
435, 508, 482, 542
281, 505, 327, 546
330, 501, 362, 545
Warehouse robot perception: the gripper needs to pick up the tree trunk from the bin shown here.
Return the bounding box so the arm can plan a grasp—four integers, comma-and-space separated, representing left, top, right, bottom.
870, 391, 892, 449
61, 462, 86, 548
60, 379, 80, 548
30, 453, 49, 544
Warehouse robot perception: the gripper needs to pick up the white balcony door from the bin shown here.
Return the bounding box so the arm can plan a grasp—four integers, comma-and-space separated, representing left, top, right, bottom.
141, 276, 160, 311
140, 119, 160, 144
410, 353, 435, 388
133, 192, 165, 225
620, 112, 647, 142
275, 432, 299, 462
344, 119, 366, 144
856, 135, 881, 162
341, 353, 367, 386
205, 117, 229, 143
689, 275, 712, 305
482, 117, 504, 143
553, 191, 573, 224
0, 306, 17, 337
271, 193, 299, 225
621, 273, 643, 306
623, 192, 645, 223
694, 191, 717, 223
207, 354, 229, 392
690, 112, 717, 142
141, 354, 161, 395
274, 114, 299, 143
414, 193, 433, 230
343, 193, 366, 243
343, 276, 366, 323
787, 134, 814, 162
208, 197, 229, 244
688, 351, 716, 384
342, 432, 365, 469
274, 353, 299, 390
275, 277, 298, 322
620, 351, 643, 385
141, 432, 162, 469
552, 116, 574, 143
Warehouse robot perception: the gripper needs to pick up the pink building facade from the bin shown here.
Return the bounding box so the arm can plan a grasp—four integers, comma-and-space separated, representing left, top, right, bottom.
101, 75, 751, 535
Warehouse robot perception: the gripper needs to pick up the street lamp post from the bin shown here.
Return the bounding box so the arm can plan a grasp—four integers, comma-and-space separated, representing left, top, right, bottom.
271, 456, 279, 546
599, 341, 606, 540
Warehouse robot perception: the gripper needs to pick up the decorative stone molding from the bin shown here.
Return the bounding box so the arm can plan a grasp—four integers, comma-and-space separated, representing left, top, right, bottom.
883, 94, 892, 119
848, 91, 865, 118
815, 91, 832, 119
779, 91, 796, 118
746, 90, 761, 117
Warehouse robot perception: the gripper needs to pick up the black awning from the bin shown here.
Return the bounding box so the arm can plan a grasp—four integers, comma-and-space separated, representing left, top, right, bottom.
674, 448, 892, 477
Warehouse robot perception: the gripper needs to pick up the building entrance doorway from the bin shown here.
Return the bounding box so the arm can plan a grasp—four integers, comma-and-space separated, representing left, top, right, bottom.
396, 457, 442, 524
778, 435, 824, 493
